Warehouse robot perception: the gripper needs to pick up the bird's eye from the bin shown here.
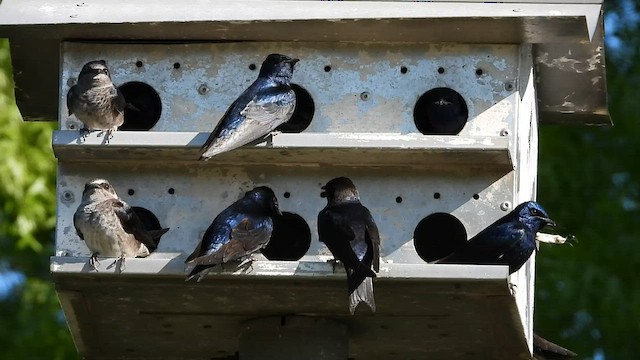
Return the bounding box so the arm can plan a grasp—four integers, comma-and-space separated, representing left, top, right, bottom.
104, 184, 110, 190
530, 208, 540, 216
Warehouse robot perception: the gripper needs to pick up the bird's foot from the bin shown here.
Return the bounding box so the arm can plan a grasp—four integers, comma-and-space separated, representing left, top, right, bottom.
326, 258, 340, 273
101, 129, 115, 144
195, 268, 212, 282
79, 127, 91, 140
509, 282, 518, 296
89, 253, 100, 271
113, 257, 126, 273
237, 256, 257, 272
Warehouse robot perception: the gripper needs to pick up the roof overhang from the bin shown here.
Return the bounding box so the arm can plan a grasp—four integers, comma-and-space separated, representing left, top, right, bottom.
0, 0, 609, 125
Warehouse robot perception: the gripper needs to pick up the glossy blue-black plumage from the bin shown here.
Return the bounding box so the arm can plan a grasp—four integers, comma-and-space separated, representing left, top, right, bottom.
318, 177, 380, 314
437, 201, 555, 274
185, 186, 281, 281
200, 54, 299, 160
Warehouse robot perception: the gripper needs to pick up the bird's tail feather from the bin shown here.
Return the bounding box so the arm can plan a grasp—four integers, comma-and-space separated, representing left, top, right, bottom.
347, 271, 376, 315
533, 333, 577, 359
148, 227, 170, 244
349, 277, 375, 315
184, 264, 214, 282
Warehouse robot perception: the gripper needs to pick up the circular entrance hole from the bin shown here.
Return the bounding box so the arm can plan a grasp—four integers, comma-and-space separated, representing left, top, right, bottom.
276, 84, 315, 133
118, 81, 162, 131
413, 87, 468, 135
413, 213, 467, 262
131, 206, 165, 251
261, 212, 311, 261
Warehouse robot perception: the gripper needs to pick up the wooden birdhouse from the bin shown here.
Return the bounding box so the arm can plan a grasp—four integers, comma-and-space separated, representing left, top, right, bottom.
0, 0, 608, 359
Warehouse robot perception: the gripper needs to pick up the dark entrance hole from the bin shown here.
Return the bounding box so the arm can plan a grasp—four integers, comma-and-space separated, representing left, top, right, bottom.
261, 212, 311, 261
413, 87, 468, 135
131, 206, 165, 251
118, 81, 162, 131
276, 84, 314, 133
413, 212, 467, 262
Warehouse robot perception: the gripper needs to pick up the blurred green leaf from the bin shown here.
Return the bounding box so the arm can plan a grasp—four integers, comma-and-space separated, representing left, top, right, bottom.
0, 38, 77, 359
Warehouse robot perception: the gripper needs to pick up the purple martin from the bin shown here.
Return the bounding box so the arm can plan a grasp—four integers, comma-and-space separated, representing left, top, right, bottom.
200, 54, 299, 160
318, 177, 380, 314
185, 186, 281, 281
73, 179, 169, 272
436, 201, 555, 274
533, 333, 577, 359
67, 60, 126, 139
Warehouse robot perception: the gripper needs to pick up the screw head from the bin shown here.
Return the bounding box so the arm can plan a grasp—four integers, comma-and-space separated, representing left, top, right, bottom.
61, 191, 75, 203
360, 92, 370, 101
500, 129, 510, 136
505, 82, 514, 91
198, 84, 209, 95
500, 201, 512, 211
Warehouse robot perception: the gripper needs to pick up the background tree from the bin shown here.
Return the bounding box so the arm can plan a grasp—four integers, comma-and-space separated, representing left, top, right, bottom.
0, 38, 77, 359
0, 3, 638, 359
535, 3, 640, 359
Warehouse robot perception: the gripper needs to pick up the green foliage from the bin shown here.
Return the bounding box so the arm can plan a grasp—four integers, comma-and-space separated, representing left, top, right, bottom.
535, 4, 640, 359
0, 39, 77, 358
0, 4, 638, 359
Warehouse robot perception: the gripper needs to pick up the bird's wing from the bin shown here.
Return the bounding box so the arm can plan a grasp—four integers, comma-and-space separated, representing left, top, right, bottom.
443, 222, 526, 263
365, 213, 381, 272
110, 199, 158, 252
112, 87, 126, 115
222, 217, 272, 263
66, 86, 77, 116
475, 222, 527, 258
185, 239, 204, 263
318, 206, 376, 277
186, 207, 268, 265
200, 84, 295, 159
239, 86, 296, 126
72, 209, 84, 240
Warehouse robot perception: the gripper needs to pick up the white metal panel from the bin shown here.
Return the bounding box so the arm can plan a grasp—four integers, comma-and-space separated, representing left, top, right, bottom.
55, 163, 515, 263
60, 42, 519, 136
51, 39, 538, 358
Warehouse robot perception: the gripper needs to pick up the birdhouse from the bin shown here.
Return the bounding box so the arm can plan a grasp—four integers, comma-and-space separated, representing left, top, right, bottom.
0, 1, 608, 359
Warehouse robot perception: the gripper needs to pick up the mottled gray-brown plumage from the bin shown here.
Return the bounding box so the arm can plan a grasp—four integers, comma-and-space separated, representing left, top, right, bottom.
67, 60, 126, 137
73, 179, 169, 271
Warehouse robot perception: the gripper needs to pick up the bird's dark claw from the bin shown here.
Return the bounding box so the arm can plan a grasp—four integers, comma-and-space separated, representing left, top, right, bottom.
79, 127, 91, 140
89, 253, 100, 271
237, 256, 257, 272
102, 129, 114, 144
114, 257, 126, 273
327, 258, 339, 273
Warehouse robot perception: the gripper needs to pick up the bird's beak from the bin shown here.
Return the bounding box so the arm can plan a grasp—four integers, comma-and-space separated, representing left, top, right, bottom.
539, 217, 556, 227
288, 58, 300, 65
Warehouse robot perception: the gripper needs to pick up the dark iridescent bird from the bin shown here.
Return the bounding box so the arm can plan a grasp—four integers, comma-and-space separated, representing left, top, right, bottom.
437, 201, 555, 274
185, 186, 281, 281
73, 179, 169, 272
200, 54, 299, 160
318, 177, 380, 314
533, 333, 577, 359
67, 60, 126, 139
